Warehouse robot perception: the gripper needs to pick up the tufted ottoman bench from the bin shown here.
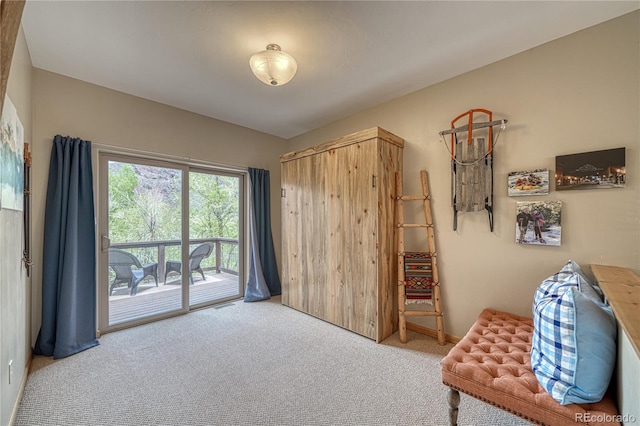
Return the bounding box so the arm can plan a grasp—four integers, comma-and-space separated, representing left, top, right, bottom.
440, 309, 620, 425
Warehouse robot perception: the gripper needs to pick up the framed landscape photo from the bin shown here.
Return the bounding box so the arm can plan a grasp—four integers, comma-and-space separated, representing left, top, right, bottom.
0, 96, 24, 211
508, 169, 549, 197
515, 200, 562, 246
555, 147, 625, 191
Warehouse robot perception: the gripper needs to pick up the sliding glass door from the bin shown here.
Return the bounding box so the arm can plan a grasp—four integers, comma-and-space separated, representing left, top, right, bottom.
98, 153, 244, 332
188, 170, 243, 307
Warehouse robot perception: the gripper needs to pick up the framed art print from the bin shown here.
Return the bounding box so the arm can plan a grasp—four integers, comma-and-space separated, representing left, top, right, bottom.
556, 148, 625, 191
516, 200, 562, 246
508, 169, 549, 196
0, 96, 24, 211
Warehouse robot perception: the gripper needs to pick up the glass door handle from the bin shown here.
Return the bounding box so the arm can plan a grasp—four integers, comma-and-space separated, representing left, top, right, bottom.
101, 235, 111, 251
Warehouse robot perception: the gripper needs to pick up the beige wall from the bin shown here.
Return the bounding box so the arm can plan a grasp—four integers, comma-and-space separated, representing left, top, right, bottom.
1, 25, 32, 426
30, 69, 288, 339
4, 9, 639, 423
287, 11, 640, 338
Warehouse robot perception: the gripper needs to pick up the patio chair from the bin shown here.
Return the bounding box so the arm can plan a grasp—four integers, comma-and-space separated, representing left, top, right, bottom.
164, 242, 214, 284
108, 248, 159, 296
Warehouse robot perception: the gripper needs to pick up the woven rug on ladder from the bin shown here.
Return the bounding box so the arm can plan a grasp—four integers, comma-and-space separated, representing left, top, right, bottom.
404, 252, 433, 305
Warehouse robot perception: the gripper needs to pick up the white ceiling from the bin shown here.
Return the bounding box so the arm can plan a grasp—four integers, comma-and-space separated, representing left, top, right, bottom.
22, 1, 640, 139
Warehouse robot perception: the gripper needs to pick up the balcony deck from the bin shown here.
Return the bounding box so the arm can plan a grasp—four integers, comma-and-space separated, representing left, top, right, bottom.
109, 271, 241, 325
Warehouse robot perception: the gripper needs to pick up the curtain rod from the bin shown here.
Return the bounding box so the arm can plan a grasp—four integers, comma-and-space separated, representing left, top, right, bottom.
91, 142, 248, 173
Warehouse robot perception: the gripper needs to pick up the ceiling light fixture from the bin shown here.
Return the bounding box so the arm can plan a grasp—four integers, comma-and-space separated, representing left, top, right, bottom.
249, 44, 297, 86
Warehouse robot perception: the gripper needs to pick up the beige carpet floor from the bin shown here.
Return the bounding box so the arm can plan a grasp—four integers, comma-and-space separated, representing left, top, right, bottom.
15, 297, 529, 425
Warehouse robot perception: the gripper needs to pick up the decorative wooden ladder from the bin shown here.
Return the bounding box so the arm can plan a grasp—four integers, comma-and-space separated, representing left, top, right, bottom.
396, 170, 445, 345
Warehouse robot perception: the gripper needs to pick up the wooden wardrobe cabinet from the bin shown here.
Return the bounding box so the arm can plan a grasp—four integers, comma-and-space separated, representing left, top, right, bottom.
280, 127, 403, 342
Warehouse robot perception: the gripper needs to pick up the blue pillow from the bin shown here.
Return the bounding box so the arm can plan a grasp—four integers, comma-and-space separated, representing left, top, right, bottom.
534, 260, 603, 308
531, 272, 616, 405
533, 268, 575, 307
560, 259, 604, 302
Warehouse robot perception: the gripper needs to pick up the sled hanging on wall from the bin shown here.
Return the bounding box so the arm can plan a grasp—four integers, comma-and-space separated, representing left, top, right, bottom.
439, 109, 507, 232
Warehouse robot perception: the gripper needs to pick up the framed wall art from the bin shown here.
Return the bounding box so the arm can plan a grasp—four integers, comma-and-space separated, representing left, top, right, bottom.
555, 147, 625, 191
0, 96, 24, 211
508, 169, 549, 196
515, 200, 562, 246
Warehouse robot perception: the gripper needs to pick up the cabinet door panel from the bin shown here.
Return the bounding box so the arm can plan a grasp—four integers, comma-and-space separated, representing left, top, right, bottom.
326, 142, 378, 338
281, 154, 329, 315
280, 159, 298, 308
306, 152, 329, 319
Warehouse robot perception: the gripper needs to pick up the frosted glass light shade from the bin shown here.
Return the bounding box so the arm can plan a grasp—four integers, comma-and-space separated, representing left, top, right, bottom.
249, 44, 297, 86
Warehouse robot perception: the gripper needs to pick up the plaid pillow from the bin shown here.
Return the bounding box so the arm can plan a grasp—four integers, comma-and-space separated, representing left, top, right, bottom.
533, 260, 602, 309
531, 272, 616, 405
560, 259, 604, 302
533, 268, 574, 307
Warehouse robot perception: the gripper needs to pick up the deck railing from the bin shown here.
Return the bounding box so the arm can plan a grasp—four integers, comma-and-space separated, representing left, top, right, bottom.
110, 238, 239, 283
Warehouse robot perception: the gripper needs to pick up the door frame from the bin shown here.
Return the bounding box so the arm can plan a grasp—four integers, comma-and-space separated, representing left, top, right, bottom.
95, 147, 247, 334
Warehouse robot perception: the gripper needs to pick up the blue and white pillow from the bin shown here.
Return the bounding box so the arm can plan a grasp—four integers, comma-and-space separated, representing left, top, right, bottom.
560, 259, 604, 301
531, 271, 616, 405
533, 260, 603, 308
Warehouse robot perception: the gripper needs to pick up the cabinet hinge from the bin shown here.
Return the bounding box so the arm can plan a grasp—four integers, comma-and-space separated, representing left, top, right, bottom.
372, 175, 376, 188
281, 188, 286, 198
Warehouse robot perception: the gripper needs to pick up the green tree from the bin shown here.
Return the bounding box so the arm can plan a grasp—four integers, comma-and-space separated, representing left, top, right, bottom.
108, 164, 239, 271
108, 163, 141, 243
189, 173, 239, 272
189, 173, 239, 239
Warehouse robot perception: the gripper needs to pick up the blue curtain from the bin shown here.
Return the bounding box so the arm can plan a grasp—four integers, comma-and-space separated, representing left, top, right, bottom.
34, 135, 99, 359
244, 168, 281, 302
